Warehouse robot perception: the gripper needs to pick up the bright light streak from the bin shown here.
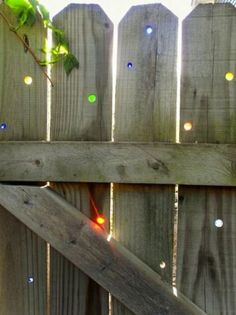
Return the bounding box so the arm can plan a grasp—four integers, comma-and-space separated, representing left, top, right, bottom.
46, 29, 52, 142
107, 234, 112, 242
176, 19, 182, 143
173, 287, 178, 297
111, 25, 118, 141
40, 183, 50, 188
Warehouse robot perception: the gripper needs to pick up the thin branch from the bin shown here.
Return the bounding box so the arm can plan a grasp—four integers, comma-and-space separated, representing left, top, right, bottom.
0, 10, 54, 87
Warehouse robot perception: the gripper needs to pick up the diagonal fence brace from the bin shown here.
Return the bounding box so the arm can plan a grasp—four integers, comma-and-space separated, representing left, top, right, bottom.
0, 184, 206, 315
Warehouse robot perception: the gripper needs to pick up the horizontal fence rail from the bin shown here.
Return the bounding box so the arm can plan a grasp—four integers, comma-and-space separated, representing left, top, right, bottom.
0, 142, 236, 185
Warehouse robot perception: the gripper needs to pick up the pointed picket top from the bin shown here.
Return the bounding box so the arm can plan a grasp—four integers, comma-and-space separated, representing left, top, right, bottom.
187, 2, 236, 17
51, 4, 113, 141
0, 3, 47, 140
115, 3, 178, 142
181, 3, 236, 143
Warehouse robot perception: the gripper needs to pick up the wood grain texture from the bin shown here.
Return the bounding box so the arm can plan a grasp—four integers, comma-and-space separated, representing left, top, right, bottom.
113, 4, 177, 315
1, 142, 236, 185
50, 4, 113, 315
115, 4, 177, 142
0, 184, 207, 315
177, 186, 236, 314
50, 183, 110, 315
180, 4, 236, 143
51, 4, 112, 141
177, 4, 236, 315
0, 4, 47, 314
0, 4, 47, 140
0, 205, 46, 315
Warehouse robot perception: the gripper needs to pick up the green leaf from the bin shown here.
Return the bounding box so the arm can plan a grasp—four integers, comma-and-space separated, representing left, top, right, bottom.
17, 7, 35, 27
39, 58, 59, 66
5, 0, 32, 15
29, 0, 38, 9
5, 0, 32, 9
4, 0, 80, 77
53, 28, 68, 47
51, 44, 68, 56
17, 9, 27, 26
63, 53, 79, 75
5, 0, 36, 27
40, 48, 47, 54
24, 8, 36, 26
37, 4, 50, 21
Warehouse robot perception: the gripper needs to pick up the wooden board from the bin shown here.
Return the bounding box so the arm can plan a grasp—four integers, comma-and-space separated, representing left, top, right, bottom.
50, 4, 113, 315
51, 4, 112, 141
177, 186, 236, 313
0, 5, 47, 140
0, 184, 207, 315
0, 4, 47, 314
0, 205, 46, 315
1, 142, 236, 185
180, 4, 236, 143
50, 183, 110, 315
112, 4, 178, 314
177, 4, 236, 315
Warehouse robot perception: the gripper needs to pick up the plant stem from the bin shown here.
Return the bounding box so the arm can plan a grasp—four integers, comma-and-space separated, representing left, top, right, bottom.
0, 10, 54, 87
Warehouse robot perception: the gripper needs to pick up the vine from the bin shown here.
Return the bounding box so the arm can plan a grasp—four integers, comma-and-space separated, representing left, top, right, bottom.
1, 0, 79, 85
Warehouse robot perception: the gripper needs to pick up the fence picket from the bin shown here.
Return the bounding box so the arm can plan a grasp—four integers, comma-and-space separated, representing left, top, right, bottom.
50, 4, 113, 315
0, 4, 47, 314
177, 4, 236, 314
112, 4, 178, 314
0, 5, 47, 140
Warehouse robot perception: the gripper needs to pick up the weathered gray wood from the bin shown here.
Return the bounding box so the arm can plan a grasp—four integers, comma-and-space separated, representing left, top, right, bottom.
180, 3, 236, 143
0, 4, 47, 140
177, 4, 236, 315
113, 4, 177, 314
0, 4, 47, 314
1, 142, 236, 185
177, 186, 236, 313
50, 183, 110, 315
51, 4, 112, 141
0, 184, 207, 315
0, 205, 46, 315
50, 4, 113, 314
115, 4, 177, 143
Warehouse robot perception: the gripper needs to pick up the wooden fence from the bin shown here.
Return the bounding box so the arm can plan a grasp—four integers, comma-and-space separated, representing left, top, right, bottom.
0, 2, 235, 315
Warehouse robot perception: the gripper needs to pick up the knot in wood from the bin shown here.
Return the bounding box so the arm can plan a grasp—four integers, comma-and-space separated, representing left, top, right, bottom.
68, 238, 77, 245
23, 199, 33, 206
35, 159, 41, 166
148, 160, 160, 170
